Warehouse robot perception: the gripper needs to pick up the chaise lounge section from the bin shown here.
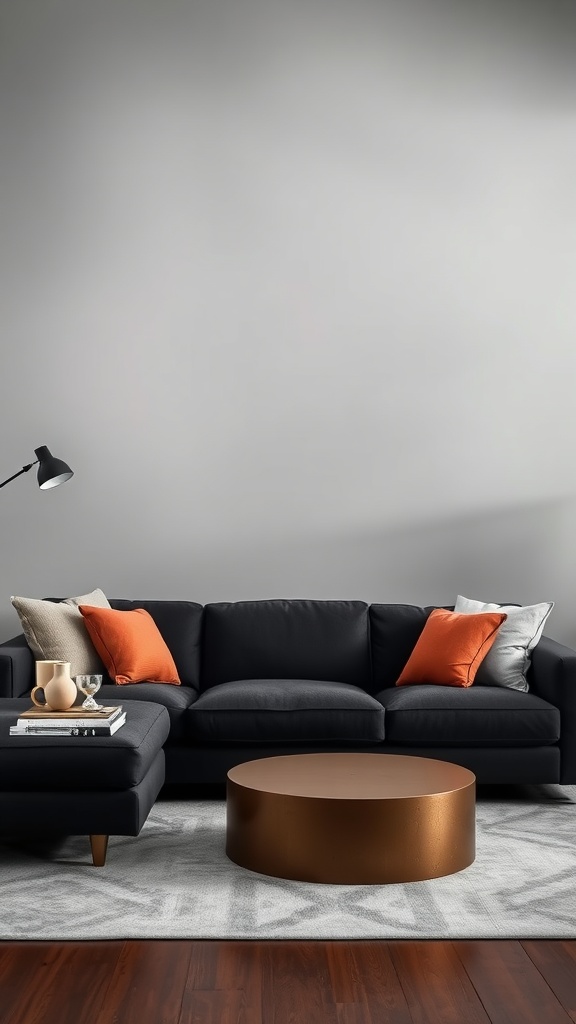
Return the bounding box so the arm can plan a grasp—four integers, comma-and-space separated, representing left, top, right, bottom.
0, 698, 169, 865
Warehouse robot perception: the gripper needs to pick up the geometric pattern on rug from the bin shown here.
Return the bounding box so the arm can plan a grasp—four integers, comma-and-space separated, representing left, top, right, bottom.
1, 784, 575, 941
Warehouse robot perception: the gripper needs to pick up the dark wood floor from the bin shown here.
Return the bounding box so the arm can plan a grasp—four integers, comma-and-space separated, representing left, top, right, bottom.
1, 940, 575, 1023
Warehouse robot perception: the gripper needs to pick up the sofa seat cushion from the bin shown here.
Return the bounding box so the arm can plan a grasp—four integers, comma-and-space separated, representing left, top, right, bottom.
375, 685, 560, 747
0, 699, 170, 791
97, 683, 197, 741
188, 679, 385, 743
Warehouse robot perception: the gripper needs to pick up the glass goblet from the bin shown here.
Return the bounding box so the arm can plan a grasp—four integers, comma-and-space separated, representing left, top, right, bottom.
75, 674, 103, 711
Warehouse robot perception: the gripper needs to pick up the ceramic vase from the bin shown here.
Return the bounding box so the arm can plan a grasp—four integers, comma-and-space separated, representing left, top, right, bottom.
31, 662, 77, 711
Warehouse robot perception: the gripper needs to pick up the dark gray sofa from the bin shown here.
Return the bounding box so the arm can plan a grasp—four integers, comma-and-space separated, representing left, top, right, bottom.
0, 598, 574, 786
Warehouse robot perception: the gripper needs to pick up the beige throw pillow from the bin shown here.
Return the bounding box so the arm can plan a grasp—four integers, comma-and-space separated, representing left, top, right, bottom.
11, 588, 111, 678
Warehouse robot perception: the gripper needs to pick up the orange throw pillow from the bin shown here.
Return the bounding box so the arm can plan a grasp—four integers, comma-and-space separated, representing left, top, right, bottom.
78, 605, 181, 685
396, 608, 507, 688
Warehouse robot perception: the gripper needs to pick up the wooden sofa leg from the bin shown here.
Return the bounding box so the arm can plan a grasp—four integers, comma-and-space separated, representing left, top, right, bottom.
90, 834, 109, 866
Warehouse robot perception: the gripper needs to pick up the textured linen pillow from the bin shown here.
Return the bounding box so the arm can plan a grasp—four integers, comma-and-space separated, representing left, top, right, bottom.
396, 608, 507, 688
10, 588, 110, 678
79, 605, 181, 685
62, 589, 111, 613
454, 594, 554, 692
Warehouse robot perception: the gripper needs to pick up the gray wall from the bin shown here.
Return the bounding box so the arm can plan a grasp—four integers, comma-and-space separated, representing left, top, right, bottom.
1, 0, 575, 643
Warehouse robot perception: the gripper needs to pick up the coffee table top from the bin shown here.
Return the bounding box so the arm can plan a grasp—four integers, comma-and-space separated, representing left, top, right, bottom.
227, 753, 475, 800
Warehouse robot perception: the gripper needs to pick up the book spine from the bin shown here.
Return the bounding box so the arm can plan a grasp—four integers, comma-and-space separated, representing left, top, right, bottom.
11, 724, 123, 737
72, 727, 119, 736
17, 715, 121, 729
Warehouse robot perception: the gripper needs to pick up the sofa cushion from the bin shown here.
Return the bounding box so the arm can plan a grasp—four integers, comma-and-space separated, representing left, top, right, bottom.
188, 679, 385, 743
0, 699, 170, 791
369, 604, 442, 693
79, 606, 181, 685
108, 600, 203, 690
10, 588, 111, 677
45, 598, 204, 690
201, 600, 371, 691
375, 685, 560, 746
454, 594, 554, 692
396, 608, 507, 688
97, 682, 198, 741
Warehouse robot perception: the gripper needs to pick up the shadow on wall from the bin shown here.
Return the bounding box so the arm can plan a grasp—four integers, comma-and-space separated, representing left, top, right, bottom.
1, 495, 574, 647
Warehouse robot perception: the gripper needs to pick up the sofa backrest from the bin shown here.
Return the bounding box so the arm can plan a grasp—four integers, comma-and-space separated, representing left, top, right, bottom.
369, 603, 437, 692
201, 599, 371, 691
109, 599, 203, 690
34, 597, 446, 694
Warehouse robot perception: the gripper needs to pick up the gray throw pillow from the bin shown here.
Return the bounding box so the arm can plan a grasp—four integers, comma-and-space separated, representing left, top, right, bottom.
11, 588, 111, 678
454, 594, 554, 692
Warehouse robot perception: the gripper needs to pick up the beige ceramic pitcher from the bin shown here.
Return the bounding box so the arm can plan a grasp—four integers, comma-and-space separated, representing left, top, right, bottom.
31, 662, 77, 711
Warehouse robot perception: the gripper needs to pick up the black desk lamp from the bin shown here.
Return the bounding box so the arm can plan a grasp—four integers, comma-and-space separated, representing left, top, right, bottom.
0, 446, 74, 491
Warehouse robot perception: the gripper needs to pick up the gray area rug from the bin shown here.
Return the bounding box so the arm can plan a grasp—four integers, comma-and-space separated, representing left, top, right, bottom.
1, 784, 575, 940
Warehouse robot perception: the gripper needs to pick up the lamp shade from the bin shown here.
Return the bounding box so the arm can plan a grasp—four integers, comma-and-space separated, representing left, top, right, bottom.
34, 446, 74, 489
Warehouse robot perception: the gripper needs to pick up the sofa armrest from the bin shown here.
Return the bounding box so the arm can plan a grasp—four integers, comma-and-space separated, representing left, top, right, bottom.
0, 635, 34, 698
530, 636, 576, 783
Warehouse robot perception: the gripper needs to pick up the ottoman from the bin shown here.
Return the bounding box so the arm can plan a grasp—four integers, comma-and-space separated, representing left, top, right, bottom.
0, 699, 169, 866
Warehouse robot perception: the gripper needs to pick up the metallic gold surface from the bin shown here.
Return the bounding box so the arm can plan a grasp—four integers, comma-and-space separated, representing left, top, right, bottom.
226, 754, 475, 884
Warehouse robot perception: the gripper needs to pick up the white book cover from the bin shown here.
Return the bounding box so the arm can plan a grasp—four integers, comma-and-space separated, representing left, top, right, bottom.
17, 707, 124, 729
10, 713, 127, 737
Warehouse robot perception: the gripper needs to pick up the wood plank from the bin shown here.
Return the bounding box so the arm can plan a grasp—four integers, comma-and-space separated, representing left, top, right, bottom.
179, 942, 263, 1024
389, 941, 493, 1024
2, 940, 576, 1023
455, 940, 574, 1024
182, 940, 262, 995
1, 942, 124, 1024
521, 941, 576, 1023
326, 942, 412, 1022
335, 1003, 388, 1024
213, 941, 263, 1024
178, 989, 248, 1024
261, 941, 339, 1024
0, 944, 62, 1024
178, 940, 220, 990
92, 940, 193, 1024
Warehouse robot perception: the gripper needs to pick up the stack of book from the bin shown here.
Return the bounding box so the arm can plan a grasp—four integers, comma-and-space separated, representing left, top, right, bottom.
10, 706, 126, 737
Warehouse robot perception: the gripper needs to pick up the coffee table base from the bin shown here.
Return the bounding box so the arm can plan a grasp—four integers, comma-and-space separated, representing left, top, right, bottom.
226, 754, 475, 884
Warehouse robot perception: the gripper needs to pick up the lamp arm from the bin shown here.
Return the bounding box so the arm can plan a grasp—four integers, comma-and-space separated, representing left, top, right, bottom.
0, 460, 39, 489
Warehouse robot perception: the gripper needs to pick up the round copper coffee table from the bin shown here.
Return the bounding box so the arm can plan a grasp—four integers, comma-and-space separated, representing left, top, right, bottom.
226, 753, 475, 884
